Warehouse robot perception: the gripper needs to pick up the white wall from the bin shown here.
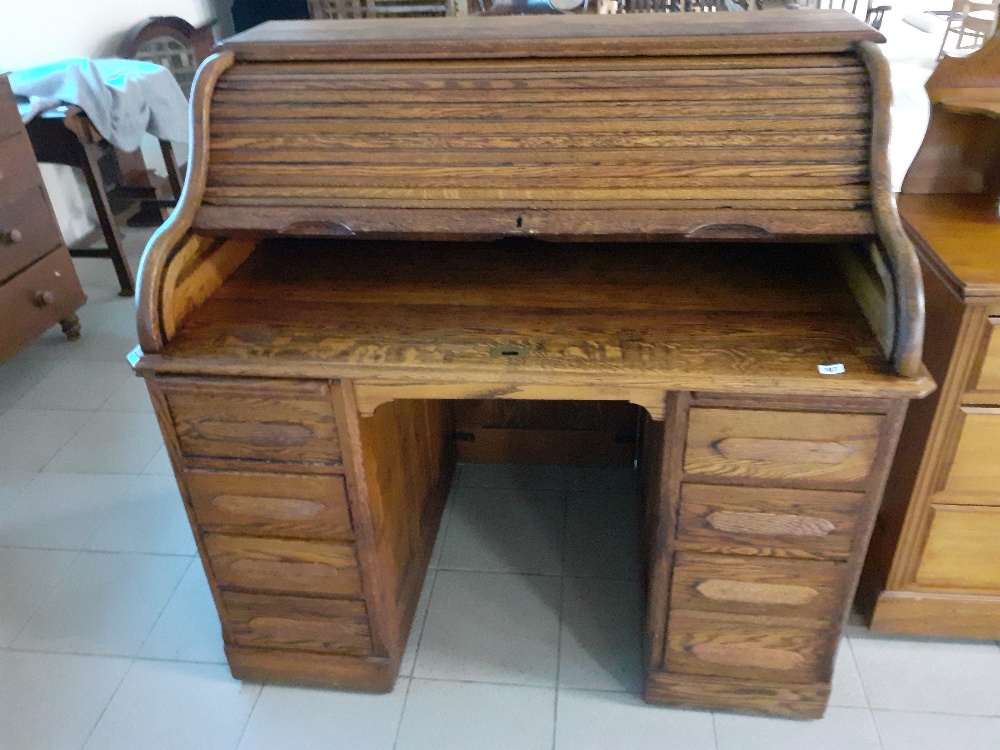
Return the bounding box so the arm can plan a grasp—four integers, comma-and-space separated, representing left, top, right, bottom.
1, 0, 227, 244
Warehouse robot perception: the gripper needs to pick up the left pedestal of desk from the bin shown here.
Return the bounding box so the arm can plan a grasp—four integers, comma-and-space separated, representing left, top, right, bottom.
0, 74, 86, 360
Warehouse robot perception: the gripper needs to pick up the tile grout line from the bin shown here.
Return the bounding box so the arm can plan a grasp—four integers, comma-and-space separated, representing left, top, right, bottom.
6, 547, 86, 650
868, 705, 887, 750
232, 682, 266, 750
551, 470, 572, 750
77, 655, 137, 750
392, 672, 417, 750
135, 556, 198, 657
407, 569, 439, 679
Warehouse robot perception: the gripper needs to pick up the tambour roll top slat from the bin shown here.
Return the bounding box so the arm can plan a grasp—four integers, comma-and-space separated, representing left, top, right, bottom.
192, 13, 884, 239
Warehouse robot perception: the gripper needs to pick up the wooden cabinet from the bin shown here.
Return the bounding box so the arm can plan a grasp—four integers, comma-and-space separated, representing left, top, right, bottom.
858, 38, 1000, 639
132, 14, 933, 719
0, 74, 85, 359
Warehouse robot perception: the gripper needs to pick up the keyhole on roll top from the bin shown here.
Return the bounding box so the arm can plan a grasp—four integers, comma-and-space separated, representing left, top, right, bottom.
516, 216, 523, 228
501, 349, 520, 356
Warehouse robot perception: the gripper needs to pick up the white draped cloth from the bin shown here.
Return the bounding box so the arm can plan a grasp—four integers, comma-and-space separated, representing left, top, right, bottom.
9, 58, 189, 151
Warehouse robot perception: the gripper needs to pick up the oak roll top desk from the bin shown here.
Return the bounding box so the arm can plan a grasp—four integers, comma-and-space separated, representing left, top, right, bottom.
132, 12, 933, 719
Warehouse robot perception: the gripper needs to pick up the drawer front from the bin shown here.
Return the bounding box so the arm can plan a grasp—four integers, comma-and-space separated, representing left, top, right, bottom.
684, 408, 882, 486
675, 483, 864, 560
160, 378, 343, 467
185, 470, 354, 540
664, 610, 831, 685
0, 184, 63, 281
0, 132, 43, 196
941, 409, 1000, 499
222, 591, 372, 656
0, 246, 86, 360
975, 318, 1000, 392
670, 552, 846, 621
915, 506, 1000, 590
204, 534, 363, 597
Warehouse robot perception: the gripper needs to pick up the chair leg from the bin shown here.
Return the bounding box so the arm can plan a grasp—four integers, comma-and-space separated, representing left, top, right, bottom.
79, 141, 135, 296
159, 140, 183, 199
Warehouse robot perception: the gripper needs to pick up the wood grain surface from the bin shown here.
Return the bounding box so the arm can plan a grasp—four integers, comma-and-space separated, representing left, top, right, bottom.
205, 534, 363, 597
683, 408, 882, 486
676, 483, 865, 560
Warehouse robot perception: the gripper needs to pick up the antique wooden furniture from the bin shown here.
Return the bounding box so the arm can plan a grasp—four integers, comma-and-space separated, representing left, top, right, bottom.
0, 74, 85, 360
859, 37, 1000, 639
132, 13, 933, 719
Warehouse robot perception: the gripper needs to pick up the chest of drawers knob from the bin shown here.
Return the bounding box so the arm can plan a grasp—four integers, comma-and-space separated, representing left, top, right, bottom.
33, 290, 53, 307
2, 228, 22, 244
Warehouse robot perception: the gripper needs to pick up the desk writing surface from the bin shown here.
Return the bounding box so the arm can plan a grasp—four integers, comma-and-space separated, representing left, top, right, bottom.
150, 238, 929, 399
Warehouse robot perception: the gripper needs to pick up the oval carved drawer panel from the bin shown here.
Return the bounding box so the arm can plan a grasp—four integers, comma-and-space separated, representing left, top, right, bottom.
676, 483, 864, 560
664, 610, 832, 685
158, 377, 343, 467
684, 408, 882, 486
222, 591, 373, 656
204, 534, 363, 598
670, 552, 846, 620
185, 470, 354, 539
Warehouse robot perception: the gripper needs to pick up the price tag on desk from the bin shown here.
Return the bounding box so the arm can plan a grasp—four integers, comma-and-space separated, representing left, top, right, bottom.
818, 363, 846, 375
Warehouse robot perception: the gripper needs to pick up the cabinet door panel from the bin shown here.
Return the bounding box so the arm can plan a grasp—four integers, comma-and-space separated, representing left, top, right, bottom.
942, 409, 1000, 499
915, 506, 1000, 590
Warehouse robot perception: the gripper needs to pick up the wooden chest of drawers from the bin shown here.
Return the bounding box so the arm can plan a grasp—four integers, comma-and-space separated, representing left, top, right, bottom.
131, 14, 933, 718
0, 74, 86, 359
857, 39, 1000, 639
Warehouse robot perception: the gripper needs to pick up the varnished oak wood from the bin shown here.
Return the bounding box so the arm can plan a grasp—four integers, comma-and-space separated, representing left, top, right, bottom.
861, 38, 1000, 636
204, 534, 363, 597
645, 671, 829, 720
221, 13, 884, 61
132, 18, 930, 719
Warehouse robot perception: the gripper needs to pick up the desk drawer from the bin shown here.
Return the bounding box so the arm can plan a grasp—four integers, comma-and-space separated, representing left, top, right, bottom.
0, 132, 43, 196
670, 552, 845, 621
185, 470, 354, 540
159, 378, 343, 467
664, 610, 831, 685
0, 246, 86, 359
684, 408, 881, 486
0, 184, 63, 281
676, 483, 864, 560
204, 534, 363, 597
222, 591, 372, 656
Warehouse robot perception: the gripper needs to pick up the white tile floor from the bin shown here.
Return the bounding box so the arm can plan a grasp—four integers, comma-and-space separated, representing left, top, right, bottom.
2, 10, 999, 750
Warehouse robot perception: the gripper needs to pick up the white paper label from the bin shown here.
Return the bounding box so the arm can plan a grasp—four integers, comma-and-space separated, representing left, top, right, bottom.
817, 363, 846, 375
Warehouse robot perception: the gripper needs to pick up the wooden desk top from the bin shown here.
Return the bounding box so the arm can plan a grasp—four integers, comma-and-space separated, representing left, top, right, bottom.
219, 11, 885, 61
897, 193, 1000, 300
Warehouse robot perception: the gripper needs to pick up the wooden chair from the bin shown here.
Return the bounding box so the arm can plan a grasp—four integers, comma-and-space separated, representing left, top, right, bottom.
938, 0, 1000, 59
24, 17, 210, 296
308, 0, 467, 17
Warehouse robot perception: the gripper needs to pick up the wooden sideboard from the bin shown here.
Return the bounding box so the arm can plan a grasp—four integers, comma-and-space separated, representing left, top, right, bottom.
0, 74, 86, 360
859, 38, 1000, 638
132, 13, 933, 719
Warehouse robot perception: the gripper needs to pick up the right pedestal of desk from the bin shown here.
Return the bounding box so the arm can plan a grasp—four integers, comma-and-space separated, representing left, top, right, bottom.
860, 193, 1000, 638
